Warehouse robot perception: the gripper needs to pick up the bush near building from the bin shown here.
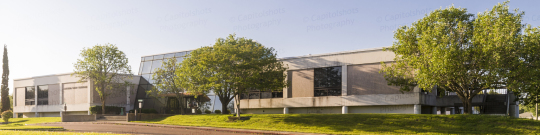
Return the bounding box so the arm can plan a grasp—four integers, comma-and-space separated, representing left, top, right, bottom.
204, 110, 212, 114
1, 110, 12, 123
214, 110, 221, 114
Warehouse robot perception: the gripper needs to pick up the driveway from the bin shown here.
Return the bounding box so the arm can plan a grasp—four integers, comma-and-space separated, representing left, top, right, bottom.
36, 122, 322, 135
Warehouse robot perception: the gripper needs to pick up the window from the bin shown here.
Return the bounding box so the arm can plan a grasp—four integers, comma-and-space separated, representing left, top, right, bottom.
153, 55, 164, 60
175, 52, 186, 57
151, 60, 163, 73
141, 61, 152, 74
143, 56, 153, 61
240, 90, 283, 99
314, 66, 342, 96
25, 86, 35, 105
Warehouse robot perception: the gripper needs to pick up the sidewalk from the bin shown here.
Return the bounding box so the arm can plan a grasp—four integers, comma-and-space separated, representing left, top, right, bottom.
37, 121, 327, 135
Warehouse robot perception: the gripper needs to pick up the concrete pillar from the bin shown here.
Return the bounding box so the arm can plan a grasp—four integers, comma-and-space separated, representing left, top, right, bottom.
451, 107, 455, 114
341, 65, 347, 96
432, 106, 437, 114
342, 106, 348, 114
126, 86, 131, 112
414, 104, 421, 114
35, 85, 38, 117
88, 81, 92, 115
284, 107, 289, 114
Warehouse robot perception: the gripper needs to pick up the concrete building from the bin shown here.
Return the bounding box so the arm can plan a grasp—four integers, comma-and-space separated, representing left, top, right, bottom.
237, 47, 519, 117
12, 73, 143, 118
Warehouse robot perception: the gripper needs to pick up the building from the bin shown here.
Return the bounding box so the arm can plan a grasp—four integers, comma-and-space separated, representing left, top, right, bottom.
12, 47, 519, 117
12, 73, 142, 118
237, 47, 519, 117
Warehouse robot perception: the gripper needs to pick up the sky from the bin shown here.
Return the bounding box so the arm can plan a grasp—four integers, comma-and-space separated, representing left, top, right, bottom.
2, 0, 540, 95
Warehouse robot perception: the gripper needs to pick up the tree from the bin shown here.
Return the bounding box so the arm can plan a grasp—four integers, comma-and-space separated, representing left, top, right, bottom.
148, 58, 187, 115
0, 95, 12, 111
1, 45, 9, 112
1, 110, 12, 123
73, 44, 132, 114
381, 2, 524, 114
178, 34, 287, 117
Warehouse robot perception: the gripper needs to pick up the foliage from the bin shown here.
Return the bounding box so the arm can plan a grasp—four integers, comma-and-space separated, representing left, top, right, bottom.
510, 25, 540, 108
1, 45, 9, 112
381, 1, 526, 114
135, 114, 540, 134
178, 34, 288, 117
214, 110, 221, 114
89, 106, 125, 114
1, 110, 12, 123
204, 110, 212, 114
148, 58, 187, 115
195, 109, 202, 114
73, 43, 132, 114
0, 117, 62, 130
0, 95, 13, 111
129, 109, 158, 114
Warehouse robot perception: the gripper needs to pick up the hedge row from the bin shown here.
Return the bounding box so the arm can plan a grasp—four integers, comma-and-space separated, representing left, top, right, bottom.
89, 106, 125, 114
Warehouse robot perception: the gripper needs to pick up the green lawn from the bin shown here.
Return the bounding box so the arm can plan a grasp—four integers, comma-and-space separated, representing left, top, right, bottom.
134, 114, 540, 134
0, 117, 62, 130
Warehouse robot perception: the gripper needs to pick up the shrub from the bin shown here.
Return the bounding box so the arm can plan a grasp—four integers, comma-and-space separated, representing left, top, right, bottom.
204, 110, 212, 114
224, 110, 231, 114
89, 106, 125, 114
129, 108, 158, 114
214, 110, 221, 114
196, 109, 202, 114
2, 110, 13, 123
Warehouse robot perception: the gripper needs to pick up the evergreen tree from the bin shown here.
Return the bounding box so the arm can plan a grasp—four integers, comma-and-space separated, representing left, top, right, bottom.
1, 45, 9, 112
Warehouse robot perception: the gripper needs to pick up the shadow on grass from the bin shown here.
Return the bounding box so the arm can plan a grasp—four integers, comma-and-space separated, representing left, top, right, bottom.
281, 114, 540, 134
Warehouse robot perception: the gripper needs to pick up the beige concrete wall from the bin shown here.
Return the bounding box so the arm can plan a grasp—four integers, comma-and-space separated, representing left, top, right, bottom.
347, 63, 402, 95
290, 107, 341, 114
40, 112, 60, 117
48, 84, 61, 105
240, 108, 283, 114
281, 48, 395, 70
63, 82, 88, 104
291, 69, 314, 98
348, 105, 414, 114
240, 92, 421, 108
15, 87, 25, 107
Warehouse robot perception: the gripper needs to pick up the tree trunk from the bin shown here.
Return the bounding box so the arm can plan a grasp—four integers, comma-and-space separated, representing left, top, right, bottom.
221, 99, 229, 114
101, 99, 106, 114
536, 95, 538, 120
235, 97, 241, 117
463, 98, 473, 114
177, 96, 184, 115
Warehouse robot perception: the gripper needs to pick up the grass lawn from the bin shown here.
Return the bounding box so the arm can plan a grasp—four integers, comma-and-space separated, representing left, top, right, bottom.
0, 117, 62, 130
134, 114, 540, 134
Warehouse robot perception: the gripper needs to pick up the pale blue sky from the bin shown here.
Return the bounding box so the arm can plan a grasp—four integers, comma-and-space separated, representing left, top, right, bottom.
2, 0, 540, 94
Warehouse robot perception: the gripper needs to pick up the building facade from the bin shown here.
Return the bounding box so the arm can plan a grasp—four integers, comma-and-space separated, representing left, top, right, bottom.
237, 47, 519, 117
12, 73, 142, 118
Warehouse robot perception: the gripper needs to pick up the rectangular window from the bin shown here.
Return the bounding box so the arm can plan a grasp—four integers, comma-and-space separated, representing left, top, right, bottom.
38, 85, 49, 105
314, 66, 342, 97
141, 61, 152, 74
143, 56, 153, 61
164, 53, 175, 58
25, 86, 35, 105
175, 52, 186, 57
153, 55, 164, 60
151, 60, 163, 73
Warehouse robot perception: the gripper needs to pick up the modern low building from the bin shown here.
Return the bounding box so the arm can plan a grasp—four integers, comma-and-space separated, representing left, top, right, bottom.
13, 47, 519, 117
237, 47, 519, 117
12, 73, 143, 118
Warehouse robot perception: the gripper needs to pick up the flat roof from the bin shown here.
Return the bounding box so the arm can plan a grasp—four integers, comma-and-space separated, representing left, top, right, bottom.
14, 72, 142, 81
278, 47, 386, 60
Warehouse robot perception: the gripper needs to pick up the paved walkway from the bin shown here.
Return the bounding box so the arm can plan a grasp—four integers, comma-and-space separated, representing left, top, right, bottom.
36, 121, 325, 135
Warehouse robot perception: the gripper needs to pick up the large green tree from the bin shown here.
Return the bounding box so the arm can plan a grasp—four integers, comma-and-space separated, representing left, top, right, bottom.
148, 58, 187, 115
73, 44, 132, 114
1, 45, 9, 112
381, 2, 525, 114
178, 34, 287, 116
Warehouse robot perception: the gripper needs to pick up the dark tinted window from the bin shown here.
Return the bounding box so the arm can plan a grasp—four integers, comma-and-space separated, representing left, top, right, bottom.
314, 66, 342, 96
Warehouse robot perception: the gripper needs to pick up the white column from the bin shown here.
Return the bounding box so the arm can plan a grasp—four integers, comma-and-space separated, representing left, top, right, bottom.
413, 104, 421, 114
284, 107, 289, 114
342, 106, 348, 114
88, 81, 92, 115
35, 85, 38, 117
341, 65, 348, 96
59, 83, 63, 105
